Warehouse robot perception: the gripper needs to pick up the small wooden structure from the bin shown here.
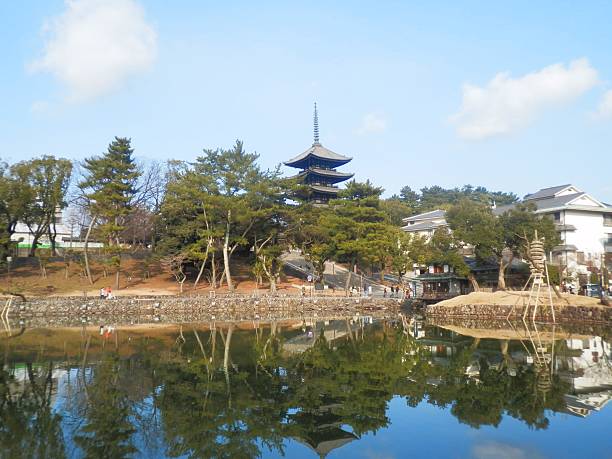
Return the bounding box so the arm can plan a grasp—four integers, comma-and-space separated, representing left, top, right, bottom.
508, 231, 556, 323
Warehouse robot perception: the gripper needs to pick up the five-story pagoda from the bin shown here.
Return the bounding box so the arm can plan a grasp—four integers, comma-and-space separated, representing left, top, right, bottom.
284, 104, 353, 204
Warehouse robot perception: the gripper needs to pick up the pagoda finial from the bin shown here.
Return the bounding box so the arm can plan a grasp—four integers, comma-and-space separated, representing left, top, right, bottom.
313, 102, 320, 144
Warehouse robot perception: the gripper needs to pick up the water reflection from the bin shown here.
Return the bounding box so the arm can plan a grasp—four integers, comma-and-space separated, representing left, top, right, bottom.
0, 317, 610, 458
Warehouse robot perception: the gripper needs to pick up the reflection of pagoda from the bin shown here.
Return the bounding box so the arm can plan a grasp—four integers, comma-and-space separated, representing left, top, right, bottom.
290, 404, 359, 458
284, 104, 353, 204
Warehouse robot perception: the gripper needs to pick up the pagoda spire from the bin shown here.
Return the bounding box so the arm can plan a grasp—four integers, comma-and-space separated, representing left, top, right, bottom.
313, 102, 320, 145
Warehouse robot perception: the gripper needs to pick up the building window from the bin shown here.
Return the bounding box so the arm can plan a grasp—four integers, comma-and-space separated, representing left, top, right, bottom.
604, 214, 612, 227
553, 212, 561, 223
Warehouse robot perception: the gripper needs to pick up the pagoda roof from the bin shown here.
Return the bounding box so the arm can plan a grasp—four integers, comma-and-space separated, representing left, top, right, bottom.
310, 184, 341, 195
297, 168, 354, 184
284, 143, 352, 169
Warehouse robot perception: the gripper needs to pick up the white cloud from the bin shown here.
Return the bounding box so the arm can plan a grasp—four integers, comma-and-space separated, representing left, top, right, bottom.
595, 89, 612, 118
30, 0, 157, 102
451, 58, 599, 140
357, 112, 388, 134
472, 442, 546, 459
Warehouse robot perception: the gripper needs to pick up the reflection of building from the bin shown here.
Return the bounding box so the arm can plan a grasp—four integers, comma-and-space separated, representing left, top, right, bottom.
283, 319, 368, 354
559, 337, 612, 417
284, 104, 353, 205
291, 407, 359, 458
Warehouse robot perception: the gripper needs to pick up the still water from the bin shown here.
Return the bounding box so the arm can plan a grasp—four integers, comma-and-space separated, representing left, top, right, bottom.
0, 317, 610, 458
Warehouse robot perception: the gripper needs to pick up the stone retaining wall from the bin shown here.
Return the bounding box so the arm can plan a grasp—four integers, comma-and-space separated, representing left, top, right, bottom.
4, 295, 403, 328
426, 303, 612, 324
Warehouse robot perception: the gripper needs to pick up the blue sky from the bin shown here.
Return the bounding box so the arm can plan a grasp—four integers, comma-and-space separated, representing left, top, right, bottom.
1, 0, 611, 201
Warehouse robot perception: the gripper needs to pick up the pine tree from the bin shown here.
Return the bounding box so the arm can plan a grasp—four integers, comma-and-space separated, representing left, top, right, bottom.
80, 137, 140, 288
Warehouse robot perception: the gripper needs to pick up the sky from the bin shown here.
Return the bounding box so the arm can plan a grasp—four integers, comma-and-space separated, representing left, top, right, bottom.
1, 0, 611, 202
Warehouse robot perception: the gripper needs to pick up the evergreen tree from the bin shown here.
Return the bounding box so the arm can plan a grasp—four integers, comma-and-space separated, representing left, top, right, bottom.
80, 137, 140, 288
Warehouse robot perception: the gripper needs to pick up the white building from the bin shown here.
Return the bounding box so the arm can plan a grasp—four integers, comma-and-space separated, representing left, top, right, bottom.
400, 209, 448, 239
10, 210, 103, 256
498, 184, 612, 278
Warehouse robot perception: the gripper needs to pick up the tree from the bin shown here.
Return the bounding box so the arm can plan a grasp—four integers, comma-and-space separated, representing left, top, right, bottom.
75, 354, 137, 458
159, 141, 273, 291
80, 137, 141, 289
447, 200, 560, 290
397, 184, 518, 215
424, 227, 474, 288
0, 161, 34, 259
190, 141, 269, 291
388, 231, 428, 282
10, 156, 72, 256
322, 180, 390, 291
381, 197, 414, 226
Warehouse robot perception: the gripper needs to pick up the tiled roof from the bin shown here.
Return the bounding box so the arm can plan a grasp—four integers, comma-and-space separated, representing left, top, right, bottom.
402, 209, 446, 223
530, 193, 586, 211
285, 143, 352, 167
309, 184, 340, 194
401, 220, 448, 232
301, 168, 354, 179
552, 244, 578, 252
524, 184, 573, 200
494, 192, 612, 214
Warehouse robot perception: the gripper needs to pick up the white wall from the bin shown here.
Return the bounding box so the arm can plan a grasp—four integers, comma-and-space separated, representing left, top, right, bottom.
563, 210, 606, 261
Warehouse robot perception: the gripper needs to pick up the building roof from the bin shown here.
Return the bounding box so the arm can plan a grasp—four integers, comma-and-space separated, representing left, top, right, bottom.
524, 184, 574, 201
555, 224, 577, 232
284, 143, 352, 169
401, 220, 448, 233
552, 244, 578, 252
310, 184, 341, 195
296, 168, 354, 184
530, 192, 589, 210
402, 209, 446, 223
494, 191, 612, 215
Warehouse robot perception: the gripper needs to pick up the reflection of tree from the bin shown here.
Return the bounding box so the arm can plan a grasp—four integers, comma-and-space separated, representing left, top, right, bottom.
74, 354, 137, 458
0, 363, 66, 459
417, 338, 569, 430
0, 321, 586, 456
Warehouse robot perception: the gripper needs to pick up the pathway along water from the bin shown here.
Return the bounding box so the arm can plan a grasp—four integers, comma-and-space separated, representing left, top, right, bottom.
0, 315, 610, 458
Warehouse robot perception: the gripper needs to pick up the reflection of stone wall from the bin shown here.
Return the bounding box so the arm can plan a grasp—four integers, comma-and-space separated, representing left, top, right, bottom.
426, 303, 612, 324
426, 317, 612, 337
6, 296, 402, 328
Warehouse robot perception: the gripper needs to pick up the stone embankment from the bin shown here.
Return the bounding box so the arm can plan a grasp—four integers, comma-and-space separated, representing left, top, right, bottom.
426, 303, 612, 324
3, 295, 403, 328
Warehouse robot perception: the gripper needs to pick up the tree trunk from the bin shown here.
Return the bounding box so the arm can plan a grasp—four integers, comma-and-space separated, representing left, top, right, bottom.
223, 241, 233, 291
344, 262, 354, 295
50, 221, 58, 256
468, 273, 480, 292
28, 234, 40, 257
211, 252, 217, 289
115, 269, 120, 289
269, 275, 277, 293
223, 324, 234, 372
193, 243, 211, 288
84, 216, 96, 285
497, 257, 510, 291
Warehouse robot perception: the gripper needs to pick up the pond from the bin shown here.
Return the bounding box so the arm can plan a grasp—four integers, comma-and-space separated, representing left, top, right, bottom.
0, 317, 610, 458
